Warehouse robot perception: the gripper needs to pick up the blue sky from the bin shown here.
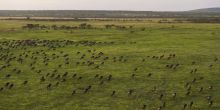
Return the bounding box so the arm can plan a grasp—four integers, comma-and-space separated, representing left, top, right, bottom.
0, 0, 220, 11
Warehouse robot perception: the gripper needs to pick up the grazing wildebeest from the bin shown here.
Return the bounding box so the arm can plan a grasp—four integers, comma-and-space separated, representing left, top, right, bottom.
40, 76, 46, 82
128, 89, 134, 96
209, 101, 213, 107
5, 74, 11, 78
0, 87, 4, 91
142, 104, 146, 110
189, 101, 194, 107
162, 102, 166, 108
199, 87, 203, 92
131, 74, 136, 79
9, 84, 14, 89
111, 91, 116, 96
47, 83, 52, 89
147, 73, 152, 77
183, 104, 187, 109
72, 90, 76, 95
159, 94, 164, 100
172, 93, 177, 99
5, 82, 10, 87
107, 75, 112, 81
84, 85, 92, 93
94, 74, 99, 78
23, 80, 28, 85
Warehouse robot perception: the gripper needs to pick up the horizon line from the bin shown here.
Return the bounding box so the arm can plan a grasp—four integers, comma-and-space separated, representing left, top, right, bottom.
0, 7, 219, 12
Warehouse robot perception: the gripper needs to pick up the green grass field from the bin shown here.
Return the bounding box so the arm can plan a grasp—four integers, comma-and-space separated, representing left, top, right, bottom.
0, 20, 219, 110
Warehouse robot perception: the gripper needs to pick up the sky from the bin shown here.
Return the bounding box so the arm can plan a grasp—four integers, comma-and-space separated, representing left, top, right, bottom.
0, 0, 220, 11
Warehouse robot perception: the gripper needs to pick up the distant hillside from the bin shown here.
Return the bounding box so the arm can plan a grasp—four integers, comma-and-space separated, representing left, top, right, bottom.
0, 9, 220, 18
190, 7, 220, 13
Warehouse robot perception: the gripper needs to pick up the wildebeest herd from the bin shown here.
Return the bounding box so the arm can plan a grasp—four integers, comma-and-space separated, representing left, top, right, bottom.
0, 39, 219, 110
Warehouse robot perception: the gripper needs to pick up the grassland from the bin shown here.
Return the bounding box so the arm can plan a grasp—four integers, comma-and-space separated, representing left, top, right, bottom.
0, 20, 219, 110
